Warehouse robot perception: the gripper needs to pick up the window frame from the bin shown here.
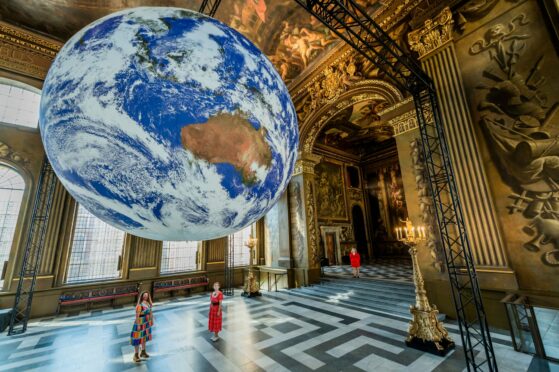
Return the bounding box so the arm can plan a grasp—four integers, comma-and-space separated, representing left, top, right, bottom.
0, 79, 41, 131
64, 203, 126, 285
0, 163, 27, 291
229, 225, 254, 268
159, 240, 201, 275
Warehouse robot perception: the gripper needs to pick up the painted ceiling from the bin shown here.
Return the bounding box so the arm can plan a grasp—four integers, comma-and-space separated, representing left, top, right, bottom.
315, 98, 394, 155
0, 0, 422, 84
0, 0, 438, 157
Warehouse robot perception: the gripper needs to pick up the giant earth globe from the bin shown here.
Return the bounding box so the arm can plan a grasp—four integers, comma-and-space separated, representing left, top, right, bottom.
40, 7, 299, 241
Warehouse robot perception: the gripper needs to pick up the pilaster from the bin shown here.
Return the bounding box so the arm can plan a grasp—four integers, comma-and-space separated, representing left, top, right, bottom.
407, 8, 509, 269
288, 152, 321, 286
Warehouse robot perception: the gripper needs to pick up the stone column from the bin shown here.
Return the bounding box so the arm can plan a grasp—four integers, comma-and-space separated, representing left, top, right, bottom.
263, 192, 291, 268
408, 8, 509, 269
288, 152, 321, 286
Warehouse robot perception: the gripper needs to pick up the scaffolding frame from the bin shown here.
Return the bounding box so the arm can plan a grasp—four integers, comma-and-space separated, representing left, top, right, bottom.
293, 1, 497, 370
9, 159, 56, 335
198, 0, 221, 17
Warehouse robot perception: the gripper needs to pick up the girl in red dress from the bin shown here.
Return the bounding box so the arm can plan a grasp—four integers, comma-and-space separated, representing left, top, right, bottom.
349, 248, 361, 278
208, 282, 223, 342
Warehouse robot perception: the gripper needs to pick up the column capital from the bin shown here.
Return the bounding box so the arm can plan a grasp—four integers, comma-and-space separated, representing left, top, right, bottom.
408, 7, 454, 59
293, 152, 322, 176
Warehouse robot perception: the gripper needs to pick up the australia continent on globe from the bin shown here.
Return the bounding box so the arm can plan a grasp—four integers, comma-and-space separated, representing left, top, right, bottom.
181, 112, 272, 186
39, 7, 299, 241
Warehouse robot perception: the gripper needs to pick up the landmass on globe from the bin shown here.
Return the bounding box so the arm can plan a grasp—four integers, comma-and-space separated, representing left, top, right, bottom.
181, 112, 272, 185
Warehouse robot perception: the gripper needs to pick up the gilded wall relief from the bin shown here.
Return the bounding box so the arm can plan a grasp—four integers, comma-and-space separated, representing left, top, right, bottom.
298, 56, 362, 121
0, 21, 61, 81
410, 139, 444, 272
348, 188, 363, 205
340, 224, 354, 242
316, 161, 347, 220
305, 179, 320, 267
470, 12, 559, 266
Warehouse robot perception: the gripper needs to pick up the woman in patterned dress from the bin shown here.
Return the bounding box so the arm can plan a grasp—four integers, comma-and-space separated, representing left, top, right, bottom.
208, 282, 223, 342
131, 291, 154, 363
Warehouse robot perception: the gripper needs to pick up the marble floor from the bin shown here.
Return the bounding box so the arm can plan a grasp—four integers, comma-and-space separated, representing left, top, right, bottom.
534, 307, 559, 361
0, 289, 557, 372
323, 258, 413, 282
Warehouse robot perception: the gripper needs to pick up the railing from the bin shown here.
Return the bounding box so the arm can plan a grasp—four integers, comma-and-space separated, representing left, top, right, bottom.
502, 294, 559, 363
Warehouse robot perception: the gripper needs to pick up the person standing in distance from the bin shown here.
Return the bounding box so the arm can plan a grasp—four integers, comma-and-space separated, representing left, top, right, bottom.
350, 247, 361, 278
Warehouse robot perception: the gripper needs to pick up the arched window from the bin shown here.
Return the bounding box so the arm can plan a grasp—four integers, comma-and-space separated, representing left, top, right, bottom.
160, 241, 199, 274
66, 205, 125, 283
0, 165, 25, 288
230, 225, 253, 267
0, 81, 41, 129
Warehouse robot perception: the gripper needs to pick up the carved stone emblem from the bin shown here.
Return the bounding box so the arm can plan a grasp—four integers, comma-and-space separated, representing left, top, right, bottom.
410, 139, 444, 272
0, 141, 29, 165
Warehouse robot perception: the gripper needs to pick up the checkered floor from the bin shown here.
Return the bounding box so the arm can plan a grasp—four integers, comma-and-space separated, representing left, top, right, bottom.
323, 257, 413, 283
0, 285, 555, 371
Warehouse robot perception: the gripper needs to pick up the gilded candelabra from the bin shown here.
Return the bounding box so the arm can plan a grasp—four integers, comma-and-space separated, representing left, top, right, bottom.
242, 235, 261, 297
397, 219, 454, 356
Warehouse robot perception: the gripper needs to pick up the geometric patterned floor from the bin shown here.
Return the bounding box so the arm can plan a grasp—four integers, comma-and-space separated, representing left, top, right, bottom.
323, 257, 413, 283
1, 289, 556, 372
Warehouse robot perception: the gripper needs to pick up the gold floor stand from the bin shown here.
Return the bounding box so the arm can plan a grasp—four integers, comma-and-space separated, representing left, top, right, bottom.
242, 271, 261, 297
406, 246, 454, 356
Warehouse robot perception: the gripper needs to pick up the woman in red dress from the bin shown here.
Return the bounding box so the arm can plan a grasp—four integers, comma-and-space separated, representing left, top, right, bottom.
208, 282, 223, 342
349, 248, 361, 278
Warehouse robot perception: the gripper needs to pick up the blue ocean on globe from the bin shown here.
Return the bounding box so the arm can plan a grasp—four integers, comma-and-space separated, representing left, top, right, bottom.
40, 7, 299, 241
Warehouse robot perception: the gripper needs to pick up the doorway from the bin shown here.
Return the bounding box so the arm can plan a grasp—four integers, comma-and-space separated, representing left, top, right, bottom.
352, 205, 367, 260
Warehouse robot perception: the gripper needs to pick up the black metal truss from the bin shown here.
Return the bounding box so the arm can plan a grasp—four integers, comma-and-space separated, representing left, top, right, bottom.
9, 159, 57, 335
198, 0, 222, 17
294, 1, 497, 370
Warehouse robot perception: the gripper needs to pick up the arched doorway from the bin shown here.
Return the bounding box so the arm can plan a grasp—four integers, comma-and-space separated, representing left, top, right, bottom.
351, 205, 367, 260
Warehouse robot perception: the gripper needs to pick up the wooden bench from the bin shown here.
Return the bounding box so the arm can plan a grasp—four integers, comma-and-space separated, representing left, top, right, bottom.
152, 275, 209, 298
0, 308, 13, 333
57, 283, 140, 314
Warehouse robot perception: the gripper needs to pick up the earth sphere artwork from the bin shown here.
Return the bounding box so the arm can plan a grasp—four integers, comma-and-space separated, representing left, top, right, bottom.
40, 7, 299, 241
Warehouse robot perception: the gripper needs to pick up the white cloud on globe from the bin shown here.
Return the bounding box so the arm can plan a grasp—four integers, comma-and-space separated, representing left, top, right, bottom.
40, 7, 299, 241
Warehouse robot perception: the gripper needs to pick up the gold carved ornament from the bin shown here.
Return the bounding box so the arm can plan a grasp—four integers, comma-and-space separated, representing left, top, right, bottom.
298, 56, 360, 121
407, 7, 454, 58
0, 141, 29, 165
407, 246, 453, 350
305, 179, 320, 267
0, 22, 61, 81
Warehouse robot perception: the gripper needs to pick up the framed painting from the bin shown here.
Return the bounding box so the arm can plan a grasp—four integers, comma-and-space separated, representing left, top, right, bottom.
316, 161, 347, 220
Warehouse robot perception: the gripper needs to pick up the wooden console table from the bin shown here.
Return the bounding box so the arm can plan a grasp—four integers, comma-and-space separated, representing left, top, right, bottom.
257, 266, 288, 292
